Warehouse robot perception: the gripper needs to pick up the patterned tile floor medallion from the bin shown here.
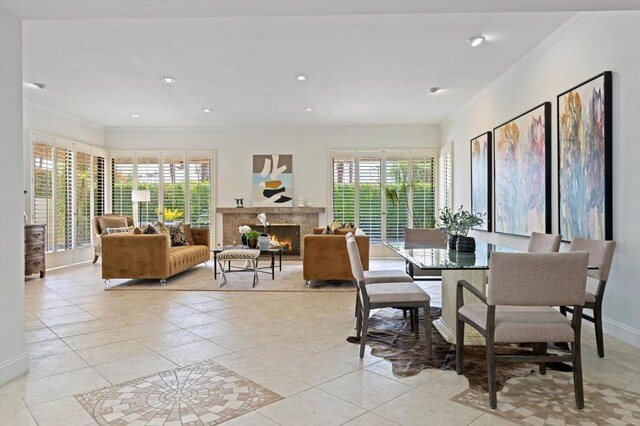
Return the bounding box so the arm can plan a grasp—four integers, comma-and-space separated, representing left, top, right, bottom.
76, 360, 282, 425
453, 373, 640, 425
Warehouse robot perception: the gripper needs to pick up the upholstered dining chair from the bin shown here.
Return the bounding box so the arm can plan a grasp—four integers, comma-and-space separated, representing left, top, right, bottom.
561, 237, 616, 358
404, 228, 447, 281
527, 232, 561, 252
346, 233, 432, 359
456, 252, 589, 409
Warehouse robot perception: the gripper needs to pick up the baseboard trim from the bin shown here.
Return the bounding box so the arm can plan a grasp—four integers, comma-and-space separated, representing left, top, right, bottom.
602, 316, 640, 349
0, 352, 28, 385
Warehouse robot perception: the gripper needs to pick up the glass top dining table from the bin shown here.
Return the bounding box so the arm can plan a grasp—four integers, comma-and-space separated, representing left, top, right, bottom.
383, 241, 520, 270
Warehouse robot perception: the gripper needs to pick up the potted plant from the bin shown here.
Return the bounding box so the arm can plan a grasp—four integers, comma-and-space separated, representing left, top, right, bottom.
455, 209, 486, 252
439, 206, 461, 249
246, 230, 261, 249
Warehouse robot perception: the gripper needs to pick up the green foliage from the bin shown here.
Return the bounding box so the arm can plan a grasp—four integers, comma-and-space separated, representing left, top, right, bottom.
439, 205, 485, 237
246, 230, 261, 239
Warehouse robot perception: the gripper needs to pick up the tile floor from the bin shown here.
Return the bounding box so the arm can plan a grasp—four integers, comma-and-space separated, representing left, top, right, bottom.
3, 259, 640, 425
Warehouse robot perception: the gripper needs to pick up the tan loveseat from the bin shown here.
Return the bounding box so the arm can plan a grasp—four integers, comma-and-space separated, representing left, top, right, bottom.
303, 228, 369, 281
101, 228, 210, 283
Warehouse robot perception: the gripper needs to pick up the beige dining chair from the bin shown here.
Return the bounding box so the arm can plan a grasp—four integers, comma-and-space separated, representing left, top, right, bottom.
346, 233, 432, 359
561, 237, 616, 358
527, 232, 561, 252
404, 228, 447, 280
456, 252, 589, 409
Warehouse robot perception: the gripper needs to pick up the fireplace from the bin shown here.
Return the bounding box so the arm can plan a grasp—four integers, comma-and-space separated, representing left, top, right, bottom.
245, 224, 301, 256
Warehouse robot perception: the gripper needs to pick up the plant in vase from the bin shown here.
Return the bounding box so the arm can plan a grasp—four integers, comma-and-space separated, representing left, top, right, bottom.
246, 230, 261, 249
455, 208, 486, 253
439, 206, 462, 249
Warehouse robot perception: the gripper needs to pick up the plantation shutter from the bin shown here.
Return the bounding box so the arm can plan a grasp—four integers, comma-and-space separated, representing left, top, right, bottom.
55, 147, 73, 250
439, 150, 453, 214
331, 155, 356, 225
137, 157, 160, 224
75, 151, 92, 248
162, 157, 186, 225
188, 157, 212, 227
384, 154, 409, 243
412, 153, 437, 228
33, 141, 54, 252
358, 155, 382, 243
93, 155, 105, 217
111, 156, 134, 217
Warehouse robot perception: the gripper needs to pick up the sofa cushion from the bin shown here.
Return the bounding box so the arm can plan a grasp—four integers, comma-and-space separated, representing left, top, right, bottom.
169, 245, 210, 276
169, 223, 190, 246
98, 216, 129, 235
143, 223, 158, 234
182, 224, 195, 246
106, 226, 134, 235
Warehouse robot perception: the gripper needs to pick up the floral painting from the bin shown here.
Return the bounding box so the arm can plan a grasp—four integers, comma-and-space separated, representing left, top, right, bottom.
558, 72, 612, 241
493, 103, 551, 236
470, 132, 492, 231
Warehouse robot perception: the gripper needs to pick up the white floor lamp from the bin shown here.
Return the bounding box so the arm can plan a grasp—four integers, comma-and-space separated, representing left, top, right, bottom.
131, 190, 151, 228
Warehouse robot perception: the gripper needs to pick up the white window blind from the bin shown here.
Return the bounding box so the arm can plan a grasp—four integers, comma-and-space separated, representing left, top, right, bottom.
111, 156, 134, 217
55, 147, 73, 251
137, 157, 160, 224
188, 157, 212, 227
93, 155, 106, 217
411, 154, 437, 228
33, 142, 54, 252
358, 156, 382, 243
75, 151, 92, 248
331, 156, 356, 225
439, 150, 453, 214
385, 156, 410, 243
162, 157, 186, 225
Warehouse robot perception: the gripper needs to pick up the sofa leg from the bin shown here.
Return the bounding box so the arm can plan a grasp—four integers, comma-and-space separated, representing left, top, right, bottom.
93, 255, 99, 264
103, 279, 110, 289
160, 279, 167, 286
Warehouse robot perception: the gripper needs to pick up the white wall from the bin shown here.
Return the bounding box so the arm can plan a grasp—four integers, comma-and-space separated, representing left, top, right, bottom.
106, 126, 440, 247
24, 101, 105, 147
441, 11, 640, 347
0, 7, 27, 384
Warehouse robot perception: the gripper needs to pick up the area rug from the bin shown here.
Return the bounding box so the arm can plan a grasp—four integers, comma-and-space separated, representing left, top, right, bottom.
348, 307, 555, 392
453, 374, 640, 425
105, 262, 356, 292
75, 360, 282, 425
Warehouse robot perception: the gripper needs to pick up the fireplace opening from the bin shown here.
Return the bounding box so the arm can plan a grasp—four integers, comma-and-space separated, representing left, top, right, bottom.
248, 224, 300, 256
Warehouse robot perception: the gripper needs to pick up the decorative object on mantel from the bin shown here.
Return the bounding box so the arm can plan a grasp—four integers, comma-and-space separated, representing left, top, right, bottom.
238, 225, 251, 246
558, 71, 612, 242
304, 196, 312, 207
297, 197, 305, 207
252, 154, 293, 206
470, 132, 492, 232
494, 102, 551, 237
439, 206, 485, 252
234, 198, 244, 208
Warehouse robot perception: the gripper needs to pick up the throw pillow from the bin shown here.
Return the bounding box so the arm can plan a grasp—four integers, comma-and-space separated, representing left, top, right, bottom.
132, 227, 143, 235
98, 216, 128, 235
169, 223, 189, 247
181, 223, 195, 246
355, 228, 366, 236
329, 219, 341, 233
142, 223, 158, 234
152, 221, 172, 245
321, 225, 332, 235
105, 226, 134, 235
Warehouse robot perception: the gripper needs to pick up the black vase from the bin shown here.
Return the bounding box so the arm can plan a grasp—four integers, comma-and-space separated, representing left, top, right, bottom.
448, 234, 459, 249
248, 238, 258, 249
456, 236, 476, 252
241, 234, 247, 247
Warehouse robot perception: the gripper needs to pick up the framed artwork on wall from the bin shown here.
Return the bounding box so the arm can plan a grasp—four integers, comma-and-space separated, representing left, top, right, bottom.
470, 132, 492, 231
252, 154, 293, 206
557, 71, 612, 241
493, 102, 551, 237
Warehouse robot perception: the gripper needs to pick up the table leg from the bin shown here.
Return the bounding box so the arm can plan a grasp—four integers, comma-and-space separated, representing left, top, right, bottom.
271, 252, 275, 280
407, 261, 414, 279
432, 269, 487, 346
213, 253, 218, 277
279, 250, 282, 271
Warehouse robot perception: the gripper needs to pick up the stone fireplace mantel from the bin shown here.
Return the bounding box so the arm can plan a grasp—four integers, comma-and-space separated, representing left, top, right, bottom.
217, 207, 325, 256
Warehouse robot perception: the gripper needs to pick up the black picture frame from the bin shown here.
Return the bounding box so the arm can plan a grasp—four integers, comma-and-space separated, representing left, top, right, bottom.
557, 71, 612, 242
470, 132, 492, 232
493, 102, 552, 237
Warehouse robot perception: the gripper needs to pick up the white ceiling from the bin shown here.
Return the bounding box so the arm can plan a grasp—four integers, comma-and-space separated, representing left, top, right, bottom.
22, 11, 580, 128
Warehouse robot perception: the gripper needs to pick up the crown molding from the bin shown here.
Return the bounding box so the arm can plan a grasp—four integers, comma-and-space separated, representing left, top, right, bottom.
439, 11, 597, 129
24, 99, 105, 131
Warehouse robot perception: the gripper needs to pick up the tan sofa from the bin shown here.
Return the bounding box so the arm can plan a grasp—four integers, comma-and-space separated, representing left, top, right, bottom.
101, 228, 210, 283
303, 228, 369, 281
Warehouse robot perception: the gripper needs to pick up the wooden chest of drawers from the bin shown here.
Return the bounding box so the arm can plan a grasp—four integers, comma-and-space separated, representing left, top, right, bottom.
25, 224, 46, 278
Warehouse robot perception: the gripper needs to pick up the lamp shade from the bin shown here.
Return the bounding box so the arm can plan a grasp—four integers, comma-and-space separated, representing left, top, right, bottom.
131, 190, 151, 202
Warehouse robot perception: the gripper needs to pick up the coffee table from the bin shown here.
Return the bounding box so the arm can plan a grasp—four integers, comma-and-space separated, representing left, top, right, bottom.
212, 245, 283, 280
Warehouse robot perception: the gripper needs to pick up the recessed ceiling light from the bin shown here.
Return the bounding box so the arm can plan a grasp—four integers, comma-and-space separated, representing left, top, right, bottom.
466, 35, 486, 47
305, 107, 314, 112
131, 114, 141, 118
160, 77, 176, 83
428, 87, 441, 94
295, 75, 308, 81
25, 82, 46, 90
202, 108, 213, 113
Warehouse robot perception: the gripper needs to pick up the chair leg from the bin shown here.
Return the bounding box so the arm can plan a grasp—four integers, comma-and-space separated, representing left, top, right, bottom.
533, 343, 547, 375
355, 305, 363, 339
572, 339, 585, 409
424, 302, 432, 358
414, 308, 419, 339
403, 309, 407, 318
409, 309, 415, 332
360, 306, 370, 358
594, 304, 605, 358
487, 341, 497, 409
559, 306, 567, 316
456, 316, 464, 374
92, 255, 99, 264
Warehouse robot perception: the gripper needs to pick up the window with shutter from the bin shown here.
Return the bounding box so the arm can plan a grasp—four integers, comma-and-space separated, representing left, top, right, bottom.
358, 156, 382, 243
75, 151, 92, 248
33, 142, 54, 252
332, 156, 356, 225
188, 157, 212, 228
93, 155, 105, 217
412, 154, 437, 228
162, 157, 186, 225
385, 155, 410, 243
55, 147, 73, 251
137, 157, 160, 224
439, 149, 453, 214
111, 156, 134, 217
